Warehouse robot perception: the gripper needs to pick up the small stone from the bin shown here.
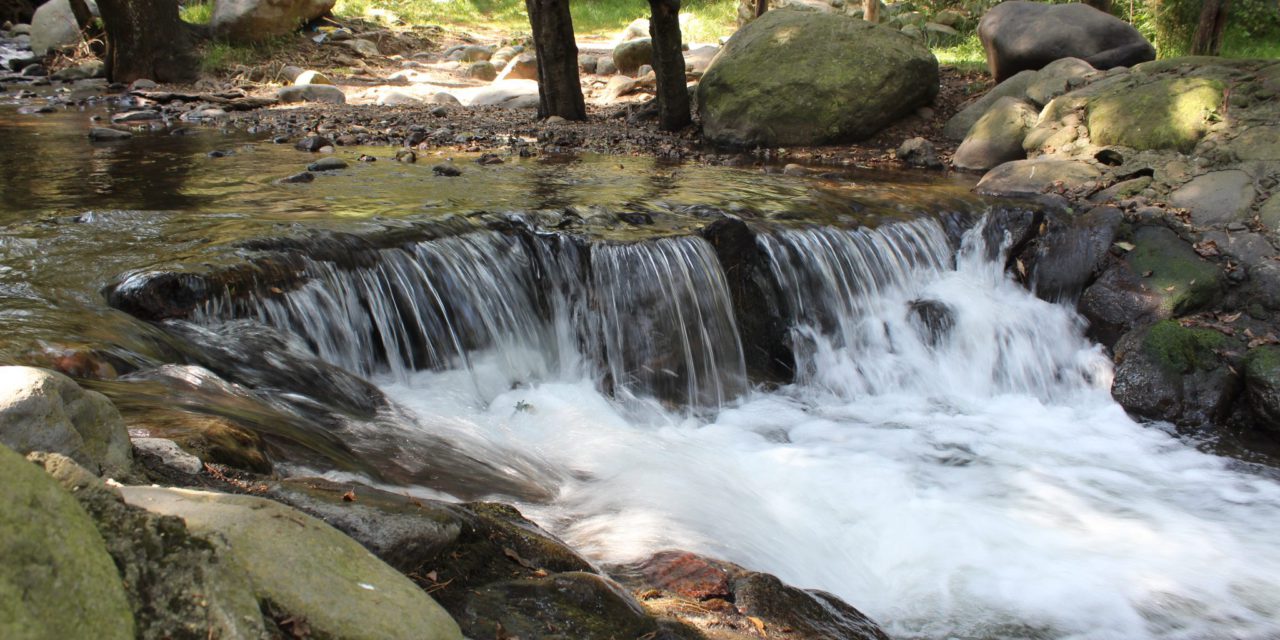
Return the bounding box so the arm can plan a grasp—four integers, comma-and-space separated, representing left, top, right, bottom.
129, 78, 157, 90
132, 437, 203, 475
545, 115, 566, 124
430, 92, 462, 106
276, 171, 315, 184
207, 149, 232, 158
277, 84, 346, 105
897, 137, 942, 169
88, 127, 133, 141
464, 61, 497, 82
272, 135, 290, 144
295, 135, 334, 152
293, 70, 333, 85
476, 153, 504, 165
307, 157, 349, 172
432, 163, 461, 176
357, 154, 376, 162
430, 106, 449, 118
111, 110, 162, 123
395, 149, 417, 163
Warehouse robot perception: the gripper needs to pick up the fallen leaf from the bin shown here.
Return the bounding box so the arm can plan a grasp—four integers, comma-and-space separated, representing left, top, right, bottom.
503, 547, 538, 570
1222, 312, 1242, 323
342, 489, 357, 502
1143, 270, 1154, 277
747, 615, 767, 635
1165, 285, 1177, 292
1113, 241, 1135, 252
1193, 240, 1220, 257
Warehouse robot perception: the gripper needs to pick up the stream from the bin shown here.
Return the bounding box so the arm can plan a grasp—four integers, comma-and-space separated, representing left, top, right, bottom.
3, 95, 1280, 640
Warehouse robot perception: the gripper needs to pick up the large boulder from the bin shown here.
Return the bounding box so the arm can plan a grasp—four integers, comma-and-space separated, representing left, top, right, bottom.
0, 445, 135, 640
212, 0, 336, 43
978, 1, 1154, 82
943, 69, 1037, 140
0, 366, 132, 476
613, 37, 653, 75
30, 0, 95, 55
1087, 76, 1224, 153
698, 8, 938, 147
119, 486, 465, 640
952, 96, 1038, 171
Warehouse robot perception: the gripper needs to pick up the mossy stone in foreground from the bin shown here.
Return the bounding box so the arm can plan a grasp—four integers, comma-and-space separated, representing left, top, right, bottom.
1142, 320, 1227, 375
1125, 225, 1222, 315
1088, 77, 1223, 152
0, 444, 135, 640
697, 8, 938, 147
1245, 346, 1280, 432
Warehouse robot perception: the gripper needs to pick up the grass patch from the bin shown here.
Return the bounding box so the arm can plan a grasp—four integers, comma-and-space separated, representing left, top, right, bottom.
198, 38, 291, 74
1220, 26, 1280, 58
933, 33, 986, 73
180, 1, 215, 25
333, 0, 736, 41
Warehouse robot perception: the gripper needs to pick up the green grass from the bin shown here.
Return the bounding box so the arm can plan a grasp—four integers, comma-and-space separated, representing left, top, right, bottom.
333, 0, 736, 40
198, 38, 291, 74
932, 33, 987, 72
1219, 26, 1280, 58
180, 1, 215, 25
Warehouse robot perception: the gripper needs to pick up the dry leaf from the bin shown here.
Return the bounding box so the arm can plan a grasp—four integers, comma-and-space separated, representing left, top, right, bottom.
1113, 241, 1135, 252
342, 489, 357, 502
1222, 312, 1242, 323
1193, 240, 1220, 257
1143, 270, 1154, 277
1164, 285, 1177, 292
503, 547, 538, 570
747, 615, 767, 635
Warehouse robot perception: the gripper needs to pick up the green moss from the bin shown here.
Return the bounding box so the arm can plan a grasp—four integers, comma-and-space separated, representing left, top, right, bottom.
1143, 320, 1227, 374
1126, 226, 1222, 315
1246, 346, 1280, 383
1088, 77, 1224, 152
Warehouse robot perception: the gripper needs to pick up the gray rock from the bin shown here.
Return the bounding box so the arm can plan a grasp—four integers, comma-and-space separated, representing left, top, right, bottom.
277, 83, 346, 104
431, 92, 463, 106
978, 1, 1154, 81
975, 158, 1101, 197
495, 53, 538, 81
685, 45, 719, 74
0, 444, 135, 639
1261, 192, 1280, 232
464, 60, 497, 81
131, 437, 202, 475
1027, 205, 1121, 300
945, 71, 1039, 140
129, 78, 158, 90
469, 80, 539, 108
456, 44, 493, 62
51, 60, 105, 81
896, 136, 942, 169
1226, 125, 1280, 162
377, 90, 423, 106
613, 37, 653, 75
1245, 347, 1280, 434
119, 486, 465, 640
578, 54, 598, 74
1079, 262, 1161, 348
620, 17, 650, 41
697, 8, 938, 147
212, 0, 335, 42
1089, 176, 1152, 203
89, 126, 133, 141
307, 157, 349, 171
277, 171, 315, 184
111, 109, 161, 123
30, 0, 94, 55
293, 69, 333, 85
596, 56, 618, 75
953, 96, 1037, 172
1024, 57, 1094, 106
1169, 169, 1256, 227
294, 134, 334, 152
342, 38, 380, 57
0, 366, 132, 476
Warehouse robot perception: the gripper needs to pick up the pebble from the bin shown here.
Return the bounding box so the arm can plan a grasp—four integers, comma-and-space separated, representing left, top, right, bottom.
276, 171, 315, 184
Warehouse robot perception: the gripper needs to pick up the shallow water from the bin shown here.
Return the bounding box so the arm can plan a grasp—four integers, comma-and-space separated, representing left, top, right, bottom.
3, 100, 1280, 639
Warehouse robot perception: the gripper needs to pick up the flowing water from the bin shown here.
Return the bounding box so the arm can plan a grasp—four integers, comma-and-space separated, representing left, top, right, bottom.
3, 100, 1280, 639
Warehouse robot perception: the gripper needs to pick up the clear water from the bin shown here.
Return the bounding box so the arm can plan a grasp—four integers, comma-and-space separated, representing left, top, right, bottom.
3, 102, 1280, 640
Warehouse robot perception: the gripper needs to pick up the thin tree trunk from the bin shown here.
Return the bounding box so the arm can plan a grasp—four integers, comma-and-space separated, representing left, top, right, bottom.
1190, 0, 1230, 56
863, 0, 878, 22
525, 0, 586, 120
649, 0, 691, 131
97, 0, 198, 83
755, 0, 768, 18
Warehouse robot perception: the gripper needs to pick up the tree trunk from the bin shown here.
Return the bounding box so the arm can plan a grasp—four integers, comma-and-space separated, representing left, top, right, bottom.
525, 0, 586, 120
755, 0, 768, 18
649, 0, 691, 131
863, 0, 878, 22
97, 0, 198, 83
1082, 0, 1111, 13
1190, 0, 1230, 56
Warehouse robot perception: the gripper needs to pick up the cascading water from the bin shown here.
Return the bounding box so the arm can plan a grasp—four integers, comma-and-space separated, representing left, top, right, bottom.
181, 210, 1280, 639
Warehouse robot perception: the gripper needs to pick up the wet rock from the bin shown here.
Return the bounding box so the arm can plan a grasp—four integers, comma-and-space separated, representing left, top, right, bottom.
433, 163, 462, 176
1169, 169, 1256, 227
0, 445, 135, 640
1079, 260, 1162, 348
953, 96, 1038, 172
277, 170, 315, 184
1244, 346, 1280, 435
459, 572, 659, 640
395, 149, 417, 163
131, 437, 203, 475
307, 156, 349, 172
89, 126, 133, 141
18, 61, 45, 75
277, 83, 346, 104
294, 134, 334, 152
975, 158, 1101, 197
120, 486, 465, 640
111, 109, 161, 123
698, 9, 937, 148
464, 60, 497, 81
977, 1, 1154, 81
610, 550, 891, 640
897, 136, 942, 169
614, 37, 654, 75
212, 0, 335, 42
0, 366, 132, 476
28, 452, 267, 639
1112, 320, 1237, 425
909, 298, 956, 346
1025, 205, 1122, 300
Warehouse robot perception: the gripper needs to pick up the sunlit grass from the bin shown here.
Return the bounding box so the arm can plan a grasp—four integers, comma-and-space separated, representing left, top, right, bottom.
933, 33, 987, 73
333, 0, 736, 40
1220, 26, 1280, 58
179, 1, 215, 25
198, 38, 292, 74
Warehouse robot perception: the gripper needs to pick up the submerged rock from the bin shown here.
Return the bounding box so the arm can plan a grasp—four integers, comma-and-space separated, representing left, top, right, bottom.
0, 366, 132, 476
0, 445, 135, 640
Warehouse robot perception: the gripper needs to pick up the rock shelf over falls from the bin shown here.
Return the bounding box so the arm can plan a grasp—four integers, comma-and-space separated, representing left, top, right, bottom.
105, 206, 1007, 411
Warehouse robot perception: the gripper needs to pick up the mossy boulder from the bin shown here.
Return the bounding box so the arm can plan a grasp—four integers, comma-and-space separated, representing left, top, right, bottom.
1141, 320, 1227, 375
1244, 346, 1280, 434
1112, 321, 1236, 425
1125, 225, 1223, 315
458, 572, 660, 640
953, 96, 1038, 171
119, 486, 464, 640
0, 445, 135, 640
697, 8, 938, 147
1087, 77, 1223, 153
0, 366, 132, 476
